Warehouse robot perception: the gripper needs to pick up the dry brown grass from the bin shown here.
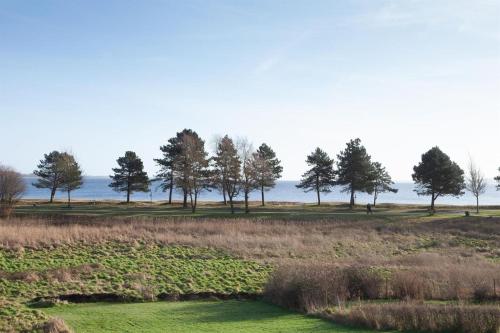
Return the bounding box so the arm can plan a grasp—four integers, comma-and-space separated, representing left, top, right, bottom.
328, 303, 500, 333
1, 215, 499, 262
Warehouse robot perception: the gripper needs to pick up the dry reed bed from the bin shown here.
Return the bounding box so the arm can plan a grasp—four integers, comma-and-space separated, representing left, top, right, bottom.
327, 303, 500, 333
1, 216, 498, 260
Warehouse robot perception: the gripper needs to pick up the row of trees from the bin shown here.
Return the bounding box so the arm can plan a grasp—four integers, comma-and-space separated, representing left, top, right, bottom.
108, 129, 283, 213
21, 132, 500, 213
296, 138, 397, 208
296, 139, 495, 212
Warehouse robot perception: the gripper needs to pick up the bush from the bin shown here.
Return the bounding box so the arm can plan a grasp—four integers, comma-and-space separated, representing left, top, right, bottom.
264, 263, 384, 312
329, 303, 500, 333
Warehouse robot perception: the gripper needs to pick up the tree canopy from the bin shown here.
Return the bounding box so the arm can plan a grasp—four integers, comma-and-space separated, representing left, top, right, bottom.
213, 135, 241, 213
253, 143, 283, 206
336, 138, 374, 208
296, 147, 335, 205
33, 151, 66, 203
369, 161, 397, 206
173, 132, 211, 212
59, 153, 83, 207
412, 146, 465, 210
109, 151, 150, 203
155, 129, 196, 205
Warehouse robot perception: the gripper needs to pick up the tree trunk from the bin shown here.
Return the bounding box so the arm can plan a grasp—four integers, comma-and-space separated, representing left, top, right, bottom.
261, 185, 265, 206
194, 192, 198, 213
316, 188, 321, 206
430, 195, 435, 211
50, 187, 56, 203
245, 190, 249, 213
229, 196, 235, 214
476, 195, 479, 214
126, 189, 130, 203
349, 188, 355, 209
168, 177, 173, 204
373, 191, 377, 207
190, 193, 195, 213
183, 190, 188, 208
222, 186, 227, 205
67, 190, 71, 208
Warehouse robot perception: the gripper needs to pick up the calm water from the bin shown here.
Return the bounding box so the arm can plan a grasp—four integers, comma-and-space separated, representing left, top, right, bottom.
23, 176, 499, 206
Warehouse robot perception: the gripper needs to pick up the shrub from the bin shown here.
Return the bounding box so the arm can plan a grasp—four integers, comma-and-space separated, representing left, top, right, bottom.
41, 317, 73, 333
264, 263, 384, 312
329, 303, 500, 333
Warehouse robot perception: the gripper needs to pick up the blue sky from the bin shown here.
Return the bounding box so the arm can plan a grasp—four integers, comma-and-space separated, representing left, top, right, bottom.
1, 0, 499, 180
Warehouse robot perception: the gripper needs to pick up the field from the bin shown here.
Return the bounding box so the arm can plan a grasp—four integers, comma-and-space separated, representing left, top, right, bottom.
1, 201, 499, 332
43, 300, 386, 333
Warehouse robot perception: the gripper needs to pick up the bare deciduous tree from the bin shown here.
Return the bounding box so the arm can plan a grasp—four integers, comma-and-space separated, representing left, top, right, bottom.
0, 165, 26, 217
213, 135, 241, 214
173, 133, 211, 213
238, 138, 258, 214
466, 158, 487, 213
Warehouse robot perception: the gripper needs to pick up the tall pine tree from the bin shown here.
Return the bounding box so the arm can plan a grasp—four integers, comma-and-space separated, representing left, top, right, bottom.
296, 147, 335, 205
336, 138, 374, 208
33, 151, 66, 203
109, 151, 149, 203
369, 161, 397, 206
253, 143, 283, 206
59, 153, 83, 207
412, 147, 465, 211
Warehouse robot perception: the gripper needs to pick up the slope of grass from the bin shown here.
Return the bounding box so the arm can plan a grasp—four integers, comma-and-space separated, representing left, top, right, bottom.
43, 300, 390, 333
0, 242, 271, 302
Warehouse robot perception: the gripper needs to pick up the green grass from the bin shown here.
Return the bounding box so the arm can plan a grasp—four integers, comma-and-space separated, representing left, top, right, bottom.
0, 243, 271, 302
15, 200, 500, 220
43, 300, 389, 333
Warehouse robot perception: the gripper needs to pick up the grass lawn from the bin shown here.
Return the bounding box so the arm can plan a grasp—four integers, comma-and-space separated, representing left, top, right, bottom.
43, 300, 388, 333
14, 200, 500, 220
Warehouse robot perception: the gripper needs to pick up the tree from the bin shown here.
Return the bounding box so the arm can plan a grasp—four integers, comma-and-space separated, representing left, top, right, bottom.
109, 151, 150, 203
154, 129, 195, 205
253, 143, 283, 206
369, 162, 398, 206
465, 159, 487, 213
296, 147, 335, 205
412, 147, 465, 211
213, 135, 241, 213
238, 138, 258, 213
495, 168, 500, 191
0, 165, 25, 217
59, 153, 83, 208
336, 138, 374, 208
33, 151, 66, 203
173, 133, 211, 213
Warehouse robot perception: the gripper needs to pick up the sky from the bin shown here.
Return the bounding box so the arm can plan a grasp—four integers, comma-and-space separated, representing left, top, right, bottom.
1, 0, 499, 181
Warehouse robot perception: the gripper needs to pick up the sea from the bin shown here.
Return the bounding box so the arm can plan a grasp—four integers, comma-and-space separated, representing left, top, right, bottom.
22, 176, 499, 206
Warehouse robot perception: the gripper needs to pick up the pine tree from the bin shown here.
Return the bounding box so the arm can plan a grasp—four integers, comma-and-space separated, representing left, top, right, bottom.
213, 135, 241, 213
155, 129, 196, 205
33, 151, 66, 203
336, 138, 374, 208
59, 153, 83, 207
109, 151, 149, 203
253, 143, 283, 206
369, 161, 397, 206
296, 147, 335, 205
412, 147, 465, 211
